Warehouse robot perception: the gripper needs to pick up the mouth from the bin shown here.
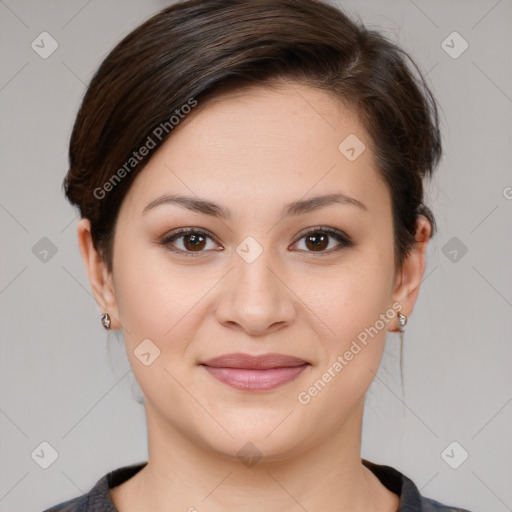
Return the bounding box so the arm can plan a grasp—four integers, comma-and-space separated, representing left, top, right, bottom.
199, 353, 310, 391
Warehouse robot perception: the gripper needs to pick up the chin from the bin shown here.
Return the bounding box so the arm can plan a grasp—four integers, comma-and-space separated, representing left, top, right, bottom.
204, 409, 317, 460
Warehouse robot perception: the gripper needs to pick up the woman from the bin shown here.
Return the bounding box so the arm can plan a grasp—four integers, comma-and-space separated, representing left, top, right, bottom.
44, 0, 472, 510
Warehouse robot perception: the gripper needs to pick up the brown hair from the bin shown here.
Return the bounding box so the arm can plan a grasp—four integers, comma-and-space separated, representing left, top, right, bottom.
63, 0, 442, 272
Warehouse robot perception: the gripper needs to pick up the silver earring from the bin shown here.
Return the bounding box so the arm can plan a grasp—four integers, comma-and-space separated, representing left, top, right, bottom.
397, 312, 407, 331
397, 312, 407, 397
101, 313, 111, 330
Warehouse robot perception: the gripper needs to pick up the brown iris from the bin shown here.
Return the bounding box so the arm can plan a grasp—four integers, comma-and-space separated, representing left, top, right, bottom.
305, 232, 329, 252
183, 233, 207, 251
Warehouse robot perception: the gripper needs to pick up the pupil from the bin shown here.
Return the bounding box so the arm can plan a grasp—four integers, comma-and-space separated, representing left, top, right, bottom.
185, 233, 205, 251
307, 233, 328, 251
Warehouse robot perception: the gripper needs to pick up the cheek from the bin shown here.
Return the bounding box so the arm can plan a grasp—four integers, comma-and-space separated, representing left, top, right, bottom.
112, 253, 196, 408
112, 244, 222, 375
112, 235, 183, 334
303, 254, 394, 336
111, 239, 171, 352
296, 276, 393, 420
299, 252, 395, 387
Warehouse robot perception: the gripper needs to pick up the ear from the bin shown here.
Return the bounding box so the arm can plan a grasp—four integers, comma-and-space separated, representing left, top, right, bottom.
390, 215, 432, 332
77, 218, 121, 330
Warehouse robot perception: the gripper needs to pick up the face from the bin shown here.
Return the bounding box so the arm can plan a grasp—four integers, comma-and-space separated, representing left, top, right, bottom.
80, 82, 428, 462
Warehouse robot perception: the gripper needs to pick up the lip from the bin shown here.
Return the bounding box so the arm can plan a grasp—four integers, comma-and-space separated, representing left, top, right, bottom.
200, 352, 309, 369
199, 352, 310, 391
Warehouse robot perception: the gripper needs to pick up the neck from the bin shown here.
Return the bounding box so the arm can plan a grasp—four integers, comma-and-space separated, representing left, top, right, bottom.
112, 400, 399, 512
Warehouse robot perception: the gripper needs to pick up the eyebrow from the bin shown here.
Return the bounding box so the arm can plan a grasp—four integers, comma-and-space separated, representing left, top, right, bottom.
142, 192, 367, 218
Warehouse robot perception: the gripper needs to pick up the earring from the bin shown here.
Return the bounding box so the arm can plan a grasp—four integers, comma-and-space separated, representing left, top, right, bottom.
101, 313, 111, 330
397, 312, 407, 397
397, 312, 407, 331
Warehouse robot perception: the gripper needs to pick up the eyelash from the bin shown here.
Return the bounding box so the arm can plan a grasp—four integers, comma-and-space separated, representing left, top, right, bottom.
160, 226, 353, 257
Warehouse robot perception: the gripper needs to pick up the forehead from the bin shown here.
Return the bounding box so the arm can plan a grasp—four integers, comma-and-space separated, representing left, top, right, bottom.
176, 81, 368, 155
118, 82, 389, 221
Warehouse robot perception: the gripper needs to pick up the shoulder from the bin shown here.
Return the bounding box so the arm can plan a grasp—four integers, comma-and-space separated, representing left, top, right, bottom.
43, 474, 109, 512
362, 458, 474, 512
41, 480, 108, 512
41, 494, 92, 512
420, 496, 473, 512
41, 462, 147, 512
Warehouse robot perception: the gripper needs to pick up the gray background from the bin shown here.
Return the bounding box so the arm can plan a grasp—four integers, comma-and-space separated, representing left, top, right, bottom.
1, 0, 511, 511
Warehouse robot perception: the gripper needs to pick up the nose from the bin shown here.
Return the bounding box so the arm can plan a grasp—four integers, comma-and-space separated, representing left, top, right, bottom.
214, 245, 296, 336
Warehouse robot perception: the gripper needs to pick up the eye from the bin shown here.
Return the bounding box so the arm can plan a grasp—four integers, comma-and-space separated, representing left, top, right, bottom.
291, 227, 353, 254
160, 226, 353, 257
161, 228, 221, 256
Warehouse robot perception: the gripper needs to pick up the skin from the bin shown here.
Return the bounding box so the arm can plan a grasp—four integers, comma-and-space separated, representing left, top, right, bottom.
78, 81, 431, 512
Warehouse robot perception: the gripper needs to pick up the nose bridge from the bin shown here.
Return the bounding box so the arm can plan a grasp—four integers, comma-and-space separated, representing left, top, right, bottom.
240, 248, 276, 298
215, 235, 295, 333
234, 237, 282, 310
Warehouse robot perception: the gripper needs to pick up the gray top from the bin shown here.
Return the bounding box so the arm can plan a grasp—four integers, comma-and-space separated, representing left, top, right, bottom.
42, 459, 473, 511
